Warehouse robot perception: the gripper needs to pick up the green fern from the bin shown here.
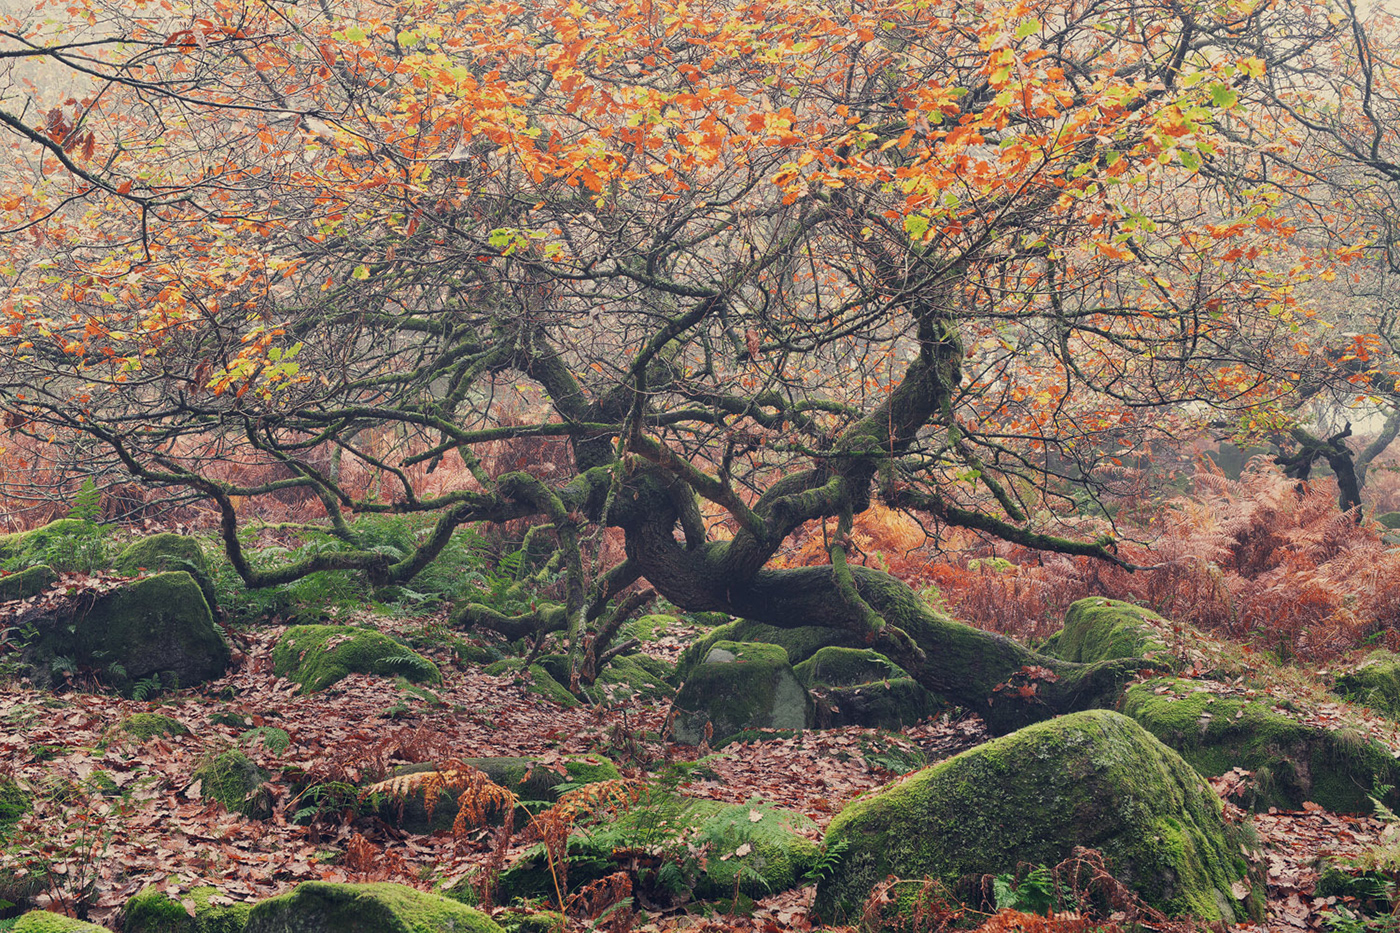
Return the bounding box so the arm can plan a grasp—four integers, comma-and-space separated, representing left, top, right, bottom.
130, 675, 163, 701
239, 726, 291, 755
66, 478, 103, 523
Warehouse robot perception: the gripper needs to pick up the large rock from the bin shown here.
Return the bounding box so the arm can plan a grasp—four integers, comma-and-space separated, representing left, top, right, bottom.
671, 641, 813, 745
1054, 597, 1178, 667
677, 621, 859, 680
500, 794, 819, 902
113, 533, 218, 612
1123, 677, 1400, 814
11, 911, 108, 932
193, 750, 272, 819
121, 885, 253, 933
0, 565, 56, 601
245, 881, 502, 933
272, 625, 440, 693
795, 647, 935, 730
1335, 651, 1400, 718
23, 571, 230, 692
0, 519, 95, 565
816, 709, 1263, 925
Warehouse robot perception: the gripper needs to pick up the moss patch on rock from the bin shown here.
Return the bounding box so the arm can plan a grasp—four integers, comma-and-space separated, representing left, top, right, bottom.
0, 565, 56, 602
816, 709, 1263, 925
117, 713, 191, 743
245, 881, 503, 933
590, 653, 675, 702
677, 622, 859, 681
1335, 651, 1400, 718
272, 625, 440, 694
672, 641, 813, 745
500, 794, 819, 901
121, 885, 252, 933
1055, 598, 1178, 667
24, 571, 230, 693
11, 912, 107, 933
0, 520, 96, 567
193, 750, 272, 819
1122, 677, 1400, 814
113, 534, 218, 612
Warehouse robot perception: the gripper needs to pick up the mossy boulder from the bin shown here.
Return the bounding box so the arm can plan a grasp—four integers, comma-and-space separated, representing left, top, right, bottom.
0, 777, 31, 833
1377, 512, 1400, 530
0, 520, 95, 566
500, 794, 819, 901
815, 709, 1263, 925
589, 652, 675, 702
795, 647, 935, 730
117, 713, 191, 742
671, 641, 814, 745
677, 621, 859, 680
1122, 678, 1400, 814
11, 912, 107, 932
23, 571, 230, 692
483, 658, 580, 708
1335, 651, 1400, 718
272, 625, 440, 694
625, 613, 680, 643
193, 750, 272, 819
1055, 598, 1178, 667
120, 885, 252, 933
0, 565, 56, 602
245, 881, 503, 933
375, 756, 621, 833
113, 534, 218, 612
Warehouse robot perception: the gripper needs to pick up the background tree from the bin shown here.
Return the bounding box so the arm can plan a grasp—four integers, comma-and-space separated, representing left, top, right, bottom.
0, 0, 1351, 730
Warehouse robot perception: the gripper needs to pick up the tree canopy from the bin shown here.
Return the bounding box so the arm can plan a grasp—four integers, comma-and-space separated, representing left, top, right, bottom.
1, 0, 1394, 728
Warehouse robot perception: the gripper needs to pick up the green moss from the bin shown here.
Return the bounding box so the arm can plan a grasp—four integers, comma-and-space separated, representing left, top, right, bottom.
0, 520, 96, 566
113, 534, 218, 611
793, 647, 907, 688
11, 912, 107, 932
500, 794, 819, 901
1335, 651, 1400, 718
119, 713, 190, 742
495, 910, 564, 933
245, 881, 503, 933
272, 625, 440, 693
1123, 678, 1400, 814
193, 750, 272, 819
591, 653, 675, 702
816, 709, 1263, 925
1057, 598, 1177, 667
815, 679, 934, 730
672, 641, 813, 745
26, 571, 231, 693
1377, 512, 1400, 530
0, 565, 56, 601
121, 885, 252, 933
0, 776, 31, 832
677, 622, 858, 680
626, 614, 679, 643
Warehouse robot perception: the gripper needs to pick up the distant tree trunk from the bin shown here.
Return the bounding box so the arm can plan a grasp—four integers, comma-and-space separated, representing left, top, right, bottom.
1277, 425, 1363, 522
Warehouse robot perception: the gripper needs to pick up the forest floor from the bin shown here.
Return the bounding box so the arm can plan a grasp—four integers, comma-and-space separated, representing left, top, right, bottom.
0, 606, 1394, 933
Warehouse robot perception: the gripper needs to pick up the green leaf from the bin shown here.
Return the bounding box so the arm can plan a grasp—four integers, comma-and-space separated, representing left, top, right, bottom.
1015, 19, 1040, 39
903, 214, 930, 240
351, 265, 370, 280
1208, 83, 1238, 109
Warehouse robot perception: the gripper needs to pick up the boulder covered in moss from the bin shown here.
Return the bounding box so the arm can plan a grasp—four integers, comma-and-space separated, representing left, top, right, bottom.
22, 571, 230, 693
0, 519, 95, 566
1122, 677, 1400, 814
1334, 651, 1400, 718
671, 641, 813, 745
117, 713, 191, 743
1377, 512, 1400, 530
245, 881, 503, 933
590, 652, 675, 702
795, 647, 935, 730
120, 885, 252, 933
272, 625, 440, 694
11, 911, 108, 932
372, 755, 621, 833
816, 709, 1263, 925
483, 658, 580, 708
1054, 597, 1179, 667
500, 794, 819, 902
677, 621, 859, 680
0, 565, 56, 602
113, 533, 219, 612
193, 750, 272, 819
